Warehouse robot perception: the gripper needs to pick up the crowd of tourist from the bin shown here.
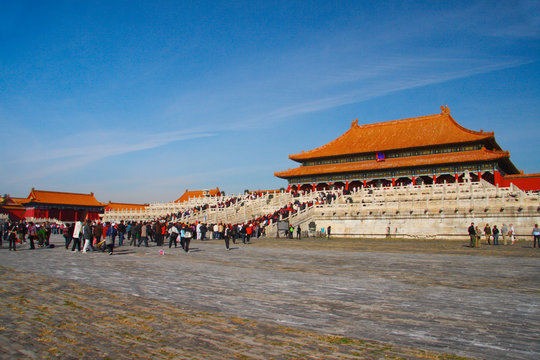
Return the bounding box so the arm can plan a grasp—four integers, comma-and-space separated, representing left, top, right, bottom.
466, 222, 540, 248
2, 187, 539, 252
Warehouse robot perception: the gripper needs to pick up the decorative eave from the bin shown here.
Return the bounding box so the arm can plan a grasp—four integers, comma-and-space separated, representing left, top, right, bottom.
289, 106, 495, 163
276, 148, 511, 179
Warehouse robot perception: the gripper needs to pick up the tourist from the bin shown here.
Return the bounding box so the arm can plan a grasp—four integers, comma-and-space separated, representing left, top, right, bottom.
93, 221, 103, 249
213, 223, 219, 239
327, 226, 332, 239
532, 224, 540, 248
201, 223, 207, 240
196, 223, 202, 240
509, 224, 516, 245
105, 222, 116, 255
130, 222, 140, 246
27, 222, 36, 250
126, 222, 132, 243
117, 220, 126, 246
501, 224, 508, 245
138, 222, 149, 247
223, 225, 230, 250
468, 222, 476, 248
7, 222, 17, 251
492, 225, 500, 245
168, 223, 179, 248
17, 220, 27, 244
160, 222, 167, 246
297, 225, 301, 239
152, 222, 161, 246
64, 223, 73, 249
71, 220, 83, 252
2, 221, 10, 247
183, 225, 192, 252
475, 225, 482, 248
240, 224, 247, 244
484, 224, 492, 245
82, 220, 94, 253
246, 223, 253, 243
37, 226, 47, 247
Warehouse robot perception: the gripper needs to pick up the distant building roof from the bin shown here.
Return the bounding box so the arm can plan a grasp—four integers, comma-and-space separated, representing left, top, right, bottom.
105, 202, 149, 211
289, 106, 495, 162
22, 188, 105, 207
174, 188, 221, 203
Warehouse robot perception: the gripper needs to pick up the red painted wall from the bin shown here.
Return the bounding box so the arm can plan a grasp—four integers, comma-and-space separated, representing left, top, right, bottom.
496, 172, 540, 191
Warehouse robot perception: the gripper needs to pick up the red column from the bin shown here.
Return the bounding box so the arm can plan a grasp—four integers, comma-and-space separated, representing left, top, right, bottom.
312, 183, 316, 192
59, 209, 62, 221
433, 175, 437, 184
478, 172, 482, 182
286, 184, 291, 192
363, 180, 367, 187
45, 209, 49, 219
412, 177, 416, 185
392, 178, 396, 186
455, 173, 459, 183
345, 181, 349, 190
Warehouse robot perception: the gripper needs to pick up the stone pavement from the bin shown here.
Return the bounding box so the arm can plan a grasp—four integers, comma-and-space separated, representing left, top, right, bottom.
0, 235, 539, 359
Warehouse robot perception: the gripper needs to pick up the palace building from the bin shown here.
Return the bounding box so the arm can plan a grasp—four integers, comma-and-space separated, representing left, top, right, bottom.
20, 188, 106, 222
275, 106, 540, 192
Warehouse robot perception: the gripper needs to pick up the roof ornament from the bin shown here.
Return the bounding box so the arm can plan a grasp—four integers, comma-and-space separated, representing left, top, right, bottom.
351, 119, 359, 128
441, 105, 450, 115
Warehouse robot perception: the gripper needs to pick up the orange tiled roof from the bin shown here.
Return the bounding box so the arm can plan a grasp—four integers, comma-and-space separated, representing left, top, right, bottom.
9, 197, 28, 204
22, 188, 105, 207
275, 148, 509, 178
106, 202, 149, 211
289, 107, 494, 161
175, 188, 221, 203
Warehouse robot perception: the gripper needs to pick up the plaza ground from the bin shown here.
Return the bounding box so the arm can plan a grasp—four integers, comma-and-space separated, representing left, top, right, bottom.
0, 234, 539, 359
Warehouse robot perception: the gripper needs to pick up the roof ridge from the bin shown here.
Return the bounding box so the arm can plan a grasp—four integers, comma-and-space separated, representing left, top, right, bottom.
32, 189, 95, 196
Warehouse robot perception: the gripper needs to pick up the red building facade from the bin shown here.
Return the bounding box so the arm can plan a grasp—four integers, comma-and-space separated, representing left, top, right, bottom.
21, 188, 105, 222
275, 106, 540, 192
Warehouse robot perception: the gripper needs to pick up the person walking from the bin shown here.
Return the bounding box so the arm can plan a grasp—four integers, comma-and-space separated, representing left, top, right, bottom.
138, 222, 149, 247
71, 220, 83, 252
168, 223, 179, 248
468, 222, 476, 248
327, 226, 332, 239
82, 220, 94, 253
117, 221, 126, 246
296, 225, 301, 239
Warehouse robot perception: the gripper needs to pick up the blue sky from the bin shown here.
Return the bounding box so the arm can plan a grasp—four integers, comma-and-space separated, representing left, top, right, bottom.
1, 0, 539, 203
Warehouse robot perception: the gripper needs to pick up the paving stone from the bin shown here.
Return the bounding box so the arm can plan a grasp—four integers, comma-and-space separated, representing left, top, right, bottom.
0, 235, 539, 359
